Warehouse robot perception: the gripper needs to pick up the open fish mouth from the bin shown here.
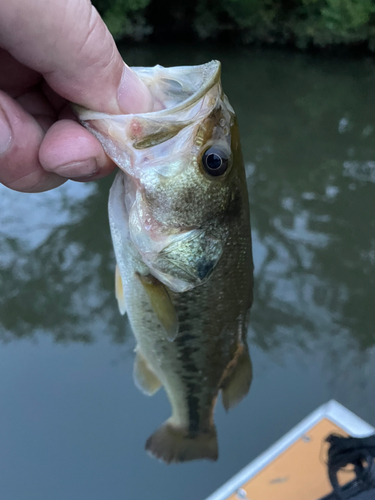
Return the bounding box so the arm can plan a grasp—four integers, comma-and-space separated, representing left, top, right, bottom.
73, 61, 224, 179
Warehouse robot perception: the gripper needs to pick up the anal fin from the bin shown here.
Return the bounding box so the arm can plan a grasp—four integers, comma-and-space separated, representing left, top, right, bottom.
221, 344, 252, 411
115, 264, 126, 315
134, 349, 162, 396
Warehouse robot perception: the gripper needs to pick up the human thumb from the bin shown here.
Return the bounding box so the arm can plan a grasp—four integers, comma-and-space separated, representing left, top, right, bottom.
0, 0, 153, 113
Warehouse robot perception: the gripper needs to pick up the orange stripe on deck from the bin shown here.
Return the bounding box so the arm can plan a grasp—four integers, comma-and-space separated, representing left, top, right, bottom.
227, 419, 355, 500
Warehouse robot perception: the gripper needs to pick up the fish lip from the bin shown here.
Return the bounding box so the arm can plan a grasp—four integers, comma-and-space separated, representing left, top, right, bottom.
72, 60, 221, 121
137, 61, 221, 118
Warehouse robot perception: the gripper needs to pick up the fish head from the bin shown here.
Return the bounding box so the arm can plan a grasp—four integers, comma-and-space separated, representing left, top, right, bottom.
76, 61, 245, 292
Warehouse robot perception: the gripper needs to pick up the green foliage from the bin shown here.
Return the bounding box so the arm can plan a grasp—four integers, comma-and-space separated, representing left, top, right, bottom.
195, 0, 279, 41
322, 0, 375, 32
93, 0, 152, 40
292, 0, 375, 48
94, 0, 375, 50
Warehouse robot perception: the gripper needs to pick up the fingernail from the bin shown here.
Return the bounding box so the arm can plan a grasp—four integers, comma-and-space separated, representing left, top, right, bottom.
0, 105, 12, 155
117, 64, 154, 114
56, 157, 98, 178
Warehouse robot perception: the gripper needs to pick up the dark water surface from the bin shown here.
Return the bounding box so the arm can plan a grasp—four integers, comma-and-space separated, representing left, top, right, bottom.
1, 45, 375, 499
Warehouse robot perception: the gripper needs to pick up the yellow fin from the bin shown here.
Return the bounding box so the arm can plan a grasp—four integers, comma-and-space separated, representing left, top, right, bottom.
221, 344, 253, 411
137, 273, 178, 342
134, 349, 161, 396
115, 264, 126, 315
145, 420, 218, 463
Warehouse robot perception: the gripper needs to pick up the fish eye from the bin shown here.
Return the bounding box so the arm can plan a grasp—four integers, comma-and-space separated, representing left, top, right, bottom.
202, 147, 229, 177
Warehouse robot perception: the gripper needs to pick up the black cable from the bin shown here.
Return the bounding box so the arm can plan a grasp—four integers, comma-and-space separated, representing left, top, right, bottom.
324, 434, 375, 500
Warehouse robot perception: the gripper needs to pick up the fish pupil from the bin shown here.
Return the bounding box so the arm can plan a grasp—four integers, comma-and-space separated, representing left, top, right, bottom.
207, 153, 222, 170
202, 147, 229, 176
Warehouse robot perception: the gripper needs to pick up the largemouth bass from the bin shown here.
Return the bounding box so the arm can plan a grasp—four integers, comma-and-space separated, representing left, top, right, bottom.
76, 61, 253, 463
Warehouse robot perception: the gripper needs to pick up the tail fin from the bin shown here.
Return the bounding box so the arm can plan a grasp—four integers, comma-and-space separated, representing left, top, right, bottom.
145, 421, 218, 464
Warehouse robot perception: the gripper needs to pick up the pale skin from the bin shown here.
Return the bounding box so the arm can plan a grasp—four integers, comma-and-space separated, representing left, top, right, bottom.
0, 0, 153, 193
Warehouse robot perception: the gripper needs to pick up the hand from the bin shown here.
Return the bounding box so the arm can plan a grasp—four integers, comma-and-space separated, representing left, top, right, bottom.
0, 0, 153, 192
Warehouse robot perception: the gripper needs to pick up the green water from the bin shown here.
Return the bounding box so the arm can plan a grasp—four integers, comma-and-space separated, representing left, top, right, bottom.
1, 44, 375, 499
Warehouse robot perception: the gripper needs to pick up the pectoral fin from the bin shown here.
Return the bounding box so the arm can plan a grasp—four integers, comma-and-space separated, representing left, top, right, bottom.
221, 344, 252, 411
137, 273, 178, 341
115, 264, 126, 315
134, 349, 162, 396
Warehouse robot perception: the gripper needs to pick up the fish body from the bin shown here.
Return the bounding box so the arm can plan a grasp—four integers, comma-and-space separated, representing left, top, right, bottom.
76, 61, 253, 463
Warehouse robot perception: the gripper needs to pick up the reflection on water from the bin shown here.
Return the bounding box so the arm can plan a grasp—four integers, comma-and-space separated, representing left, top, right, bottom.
1, 45, 375, 499
0, 177, 127, 344
234, 49, 375, 422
